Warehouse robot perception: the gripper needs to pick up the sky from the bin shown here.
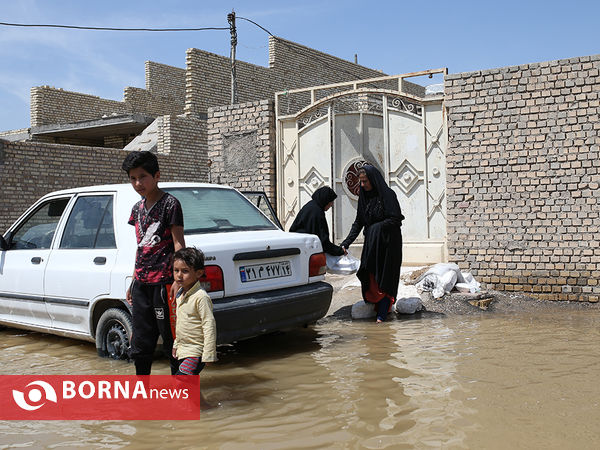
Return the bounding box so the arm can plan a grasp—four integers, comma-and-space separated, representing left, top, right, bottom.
0, 0, 598, 131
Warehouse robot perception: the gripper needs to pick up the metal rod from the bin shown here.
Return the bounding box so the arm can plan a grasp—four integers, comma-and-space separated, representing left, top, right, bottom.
274, 68, 447, 97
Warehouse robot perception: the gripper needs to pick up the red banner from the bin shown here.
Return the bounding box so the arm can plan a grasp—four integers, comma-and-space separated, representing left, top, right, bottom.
0, 375, 200, 420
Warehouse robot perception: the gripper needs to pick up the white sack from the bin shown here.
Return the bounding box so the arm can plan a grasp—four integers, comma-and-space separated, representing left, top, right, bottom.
326, 254, 360, 275
455, 272, 481, 293
416, 263, 462, 299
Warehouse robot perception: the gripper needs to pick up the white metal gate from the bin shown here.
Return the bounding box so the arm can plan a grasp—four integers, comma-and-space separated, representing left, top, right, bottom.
276, 71, 448, 264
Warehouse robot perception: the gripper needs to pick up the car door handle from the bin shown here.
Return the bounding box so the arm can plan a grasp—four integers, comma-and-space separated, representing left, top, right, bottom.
31, 257, 42, 264
93, 257, 107, 265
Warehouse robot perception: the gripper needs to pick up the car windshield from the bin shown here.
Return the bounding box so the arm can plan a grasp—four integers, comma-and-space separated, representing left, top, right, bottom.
164, 187, 277, 234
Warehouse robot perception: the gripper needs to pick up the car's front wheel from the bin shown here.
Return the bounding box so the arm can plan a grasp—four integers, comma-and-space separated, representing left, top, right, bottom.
96, 308, 132, 360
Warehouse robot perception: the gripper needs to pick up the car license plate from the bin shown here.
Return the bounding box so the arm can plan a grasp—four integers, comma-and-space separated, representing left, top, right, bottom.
239, 261, 292, 282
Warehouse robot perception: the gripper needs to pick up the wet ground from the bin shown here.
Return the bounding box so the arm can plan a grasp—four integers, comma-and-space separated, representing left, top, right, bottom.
1, 273, 600, 449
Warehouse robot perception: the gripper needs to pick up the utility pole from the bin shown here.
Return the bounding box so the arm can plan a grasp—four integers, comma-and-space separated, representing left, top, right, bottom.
227, 10, 238, 104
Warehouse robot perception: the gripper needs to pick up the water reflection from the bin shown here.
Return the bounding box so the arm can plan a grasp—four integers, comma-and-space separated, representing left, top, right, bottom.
312, 321, 368, 432
388, 319, 478, 448
1, 311, 600, 448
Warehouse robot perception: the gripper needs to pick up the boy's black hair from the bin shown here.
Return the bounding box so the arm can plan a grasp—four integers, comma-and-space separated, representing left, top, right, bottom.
173, 247, 205, 271
122, 151, 160, 176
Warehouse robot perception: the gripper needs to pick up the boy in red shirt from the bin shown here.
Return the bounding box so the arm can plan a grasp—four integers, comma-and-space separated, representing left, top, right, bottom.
122, 151, 185, 375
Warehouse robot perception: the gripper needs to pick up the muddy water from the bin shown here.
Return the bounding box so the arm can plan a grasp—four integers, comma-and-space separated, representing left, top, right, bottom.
1, 310, 600, 449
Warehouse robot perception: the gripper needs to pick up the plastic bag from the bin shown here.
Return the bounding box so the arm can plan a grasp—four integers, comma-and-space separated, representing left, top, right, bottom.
326, 254, 360, 275
455, 272, 481, 293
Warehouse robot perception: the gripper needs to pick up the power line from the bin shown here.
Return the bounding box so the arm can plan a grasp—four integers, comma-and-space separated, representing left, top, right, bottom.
237, 16, 275, 37
0, 21, 228, 32
235, 16, 375, 83
1, 16, 380, 90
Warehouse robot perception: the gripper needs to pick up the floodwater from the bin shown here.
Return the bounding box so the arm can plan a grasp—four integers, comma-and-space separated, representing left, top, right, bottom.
1, 309, 600, 449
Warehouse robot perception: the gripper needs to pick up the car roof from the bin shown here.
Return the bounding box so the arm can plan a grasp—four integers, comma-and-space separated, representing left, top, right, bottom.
42, 182, 233, 197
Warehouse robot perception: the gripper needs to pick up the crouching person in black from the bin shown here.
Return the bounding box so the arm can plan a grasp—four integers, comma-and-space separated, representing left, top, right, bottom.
289, 186, 346, 256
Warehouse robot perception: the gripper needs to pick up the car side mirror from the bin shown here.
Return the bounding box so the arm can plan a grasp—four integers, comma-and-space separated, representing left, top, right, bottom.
0, 235, 8, 251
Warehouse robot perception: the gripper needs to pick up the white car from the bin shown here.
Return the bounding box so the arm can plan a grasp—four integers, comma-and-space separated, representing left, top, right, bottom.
0, 183, 332, 359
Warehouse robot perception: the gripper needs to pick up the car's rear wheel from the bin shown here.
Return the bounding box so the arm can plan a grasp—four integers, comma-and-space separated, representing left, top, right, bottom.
96, 308, 132, 360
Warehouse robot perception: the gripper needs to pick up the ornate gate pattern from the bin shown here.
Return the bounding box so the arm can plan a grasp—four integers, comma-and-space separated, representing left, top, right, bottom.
275, 71, 448, 264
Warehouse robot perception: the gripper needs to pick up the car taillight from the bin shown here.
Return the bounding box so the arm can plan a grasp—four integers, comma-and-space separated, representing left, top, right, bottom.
199, 265, 224, 292
309, 252, 327, 277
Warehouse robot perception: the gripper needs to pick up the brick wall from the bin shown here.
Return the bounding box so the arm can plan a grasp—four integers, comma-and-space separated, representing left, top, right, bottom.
0, 139, 208, 232
124, 87, 183, 117
124, 62, 186, 117
0, 128, 29, 138
445, 54, 600, 302
30, 87, 129, 126
207, 100, 276, 207
157, 115, 208, 181
31, 61, 185, 126
146, 61, 186, 100
268, 37, 387, 86
185, 36, 387, 117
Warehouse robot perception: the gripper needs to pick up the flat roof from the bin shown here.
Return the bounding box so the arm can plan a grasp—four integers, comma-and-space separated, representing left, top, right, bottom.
30, 114, 155, 139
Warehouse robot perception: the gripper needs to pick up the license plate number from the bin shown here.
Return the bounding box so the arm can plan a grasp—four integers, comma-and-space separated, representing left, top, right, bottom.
240, 261, 292, 282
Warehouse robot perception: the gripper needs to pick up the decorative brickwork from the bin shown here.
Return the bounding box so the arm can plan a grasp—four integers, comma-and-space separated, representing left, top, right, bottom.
207, 100, 276, 208
445, 54, 600, 302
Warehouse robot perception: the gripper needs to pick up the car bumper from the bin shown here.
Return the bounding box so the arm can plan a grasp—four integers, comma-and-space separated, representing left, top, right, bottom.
213, 281, 333, 344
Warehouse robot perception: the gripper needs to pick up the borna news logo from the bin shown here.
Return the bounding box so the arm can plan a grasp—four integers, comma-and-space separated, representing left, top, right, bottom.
12, 380, 58, 411
1, 375, 201, 420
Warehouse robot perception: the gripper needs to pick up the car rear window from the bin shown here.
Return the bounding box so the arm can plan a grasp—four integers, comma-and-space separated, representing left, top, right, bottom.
164, 187, 277, 234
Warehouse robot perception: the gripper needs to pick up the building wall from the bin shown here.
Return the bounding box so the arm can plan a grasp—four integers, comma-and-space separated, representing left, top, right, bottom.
123, 62, 186, 117
207, 100, 276, 207
268, 37, 387, 86
28, 36, 387, 128
146, 61, 186, 100
0, 134, 209, 232
30, 61, 185, 126
0, 128, 30, 138
11, 36, 390, 231
124, 87, 183, 117
30, 87, 129, 126
445, 54, 600, 302
185, 36, 387, 116
157, 115, 208, 181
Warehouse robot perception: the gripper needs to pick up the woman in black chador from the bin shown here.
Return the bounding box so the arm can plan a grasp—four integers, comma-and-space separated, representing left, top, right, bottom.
290, 186, 345, 256
340, 165, 404, 322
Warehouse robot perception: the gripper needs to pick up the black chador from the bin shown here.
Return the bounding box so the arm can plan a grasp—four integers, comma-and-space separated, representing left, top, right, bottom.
341, 165, 404, 300
289, 186, 344, 256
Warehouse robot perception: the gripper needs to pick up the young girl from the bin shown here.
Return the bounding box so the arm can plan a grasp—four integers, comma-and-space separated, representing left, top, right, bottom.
171, 247, 217, 375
